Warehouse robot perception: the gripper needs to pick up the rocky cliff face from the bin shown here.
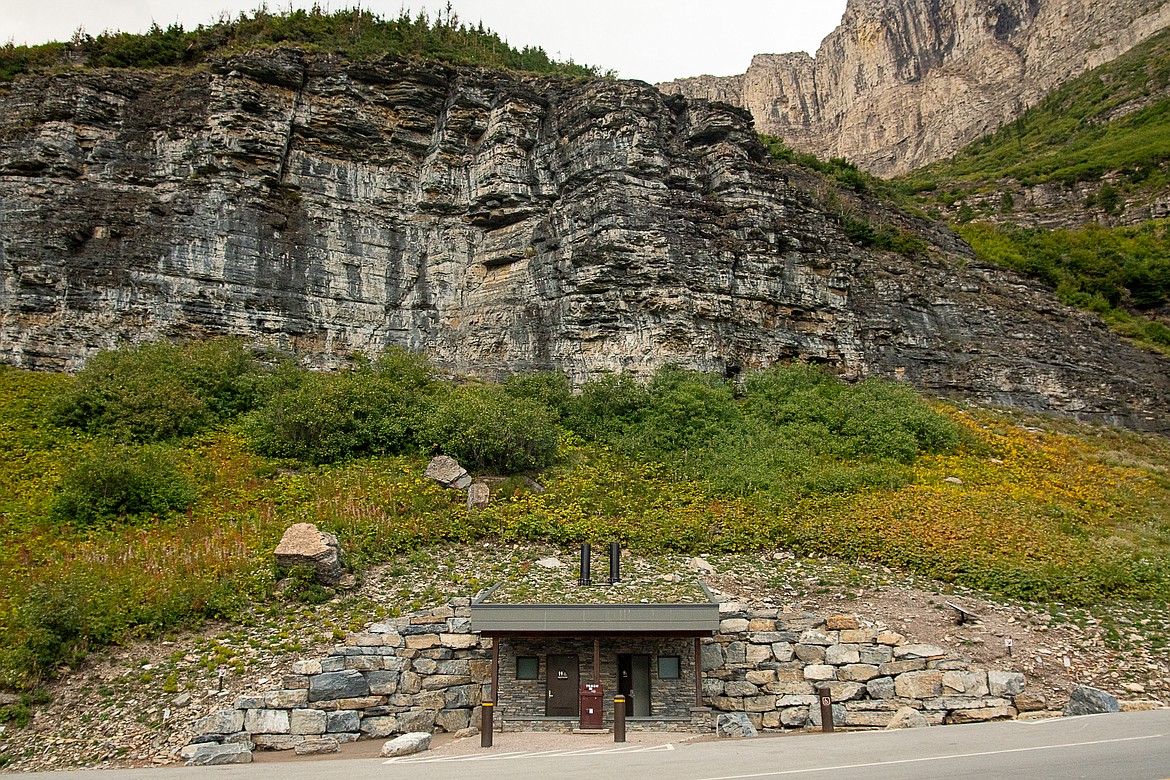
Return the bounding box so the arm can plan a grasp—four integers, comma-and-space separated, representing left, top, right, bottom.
660, 0, 1170, 176
1, 50, 1168, 430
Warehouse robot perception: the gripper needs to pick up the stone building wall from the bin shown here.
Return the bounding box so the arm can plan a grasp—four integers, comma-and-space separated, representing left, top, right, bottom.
184, 597, 1030, 760
497, 636, 697, 729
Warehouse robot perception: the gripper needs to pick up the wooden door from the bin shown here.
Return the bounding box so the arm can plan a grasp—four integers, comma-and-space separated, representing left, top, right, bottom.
546, 654, 579, 716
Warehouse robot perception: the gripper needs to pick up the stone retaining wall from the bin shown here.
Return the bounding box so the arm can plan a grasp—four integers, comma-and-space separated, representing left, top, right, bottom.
704, 603, 1029, 730
184, 597, 1029, 759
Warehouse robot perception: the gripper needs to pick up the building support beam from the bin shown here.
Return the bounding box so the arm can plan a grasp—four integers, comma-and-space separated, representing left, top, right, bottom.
694, 637, 702, 707
491, 636, 500, 707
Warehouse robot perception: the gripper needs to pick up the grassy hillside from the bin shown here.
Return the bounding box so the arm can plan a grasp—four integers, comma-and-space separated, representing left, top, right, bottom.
899, 27, 1170, 193
0, 5, 605, 84
874, 28, 1170, 356
2, 341, 1167, 695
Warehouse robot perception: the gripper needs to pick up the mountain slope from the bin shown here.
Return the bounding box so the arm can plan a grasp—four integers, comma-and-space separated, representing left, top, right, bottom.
659, 0, 1170, 176
0, 47, 1168, 429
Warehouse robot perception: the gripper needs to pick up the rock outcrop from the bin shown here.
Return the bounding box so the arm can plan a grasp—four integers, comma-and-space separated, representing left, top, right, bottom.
1, 50, 1168, 430
660, 0, 1170, 175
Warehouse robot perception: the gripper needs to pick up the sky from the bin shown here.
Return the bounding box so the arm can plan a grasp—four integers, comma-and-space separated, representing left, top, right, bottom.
0, 0, 848, 83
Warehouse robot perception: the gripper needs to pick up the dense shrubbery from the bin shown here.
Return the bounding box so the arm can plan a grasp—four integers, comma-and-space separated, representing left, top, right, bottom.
958, 221, 1170, 354
49, 443, 197, 526
48, 339, 259, 442
1, 354, 1168, 688
0, 6, 605, 83
243, 349, 438, 464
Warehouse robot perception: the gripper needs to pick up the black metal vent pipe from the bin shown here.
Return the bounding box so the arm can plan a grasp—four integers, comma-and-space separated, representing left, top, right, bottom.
609, 542, 621, 584
579, 543, 592, 586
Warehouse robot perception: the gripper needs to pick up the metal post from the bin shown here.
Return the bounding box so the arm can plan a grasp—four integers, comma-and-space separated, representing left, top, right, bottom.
609, 542, 621, 584
818, 685, 834, 733
614, 696, 626, 742
481, 702, 494, 747
580, 543, 592, 585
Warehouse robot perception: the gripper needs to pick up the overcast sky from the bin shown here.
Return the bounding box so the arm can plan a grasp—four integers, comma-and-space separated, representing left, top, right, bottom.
0, 0, 847, 83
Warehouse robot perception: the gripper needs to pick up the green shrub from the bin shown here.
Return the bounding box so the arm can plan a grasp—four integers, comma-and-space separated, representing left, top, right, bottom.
49, 339, 260, 442
244, 349, 437, 464
563, 373, 649, 440
423, 384, 559, 473
50, 443, 197, 526
626, 367, 741, 453
743, 364, 965, 463
504, 371, 572, 420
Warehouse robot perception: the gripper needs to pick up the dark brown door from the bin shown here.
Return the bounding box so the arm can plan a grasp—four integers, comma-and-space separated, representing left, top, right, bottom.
546, 654, 579, 716
617, 654, 651, 717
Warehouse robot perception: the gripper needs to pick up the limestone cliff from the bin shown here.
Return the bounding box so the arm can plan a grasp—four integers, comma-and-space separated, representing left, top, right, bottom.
0, 50, 1168, 430
660, 0, 1170, 176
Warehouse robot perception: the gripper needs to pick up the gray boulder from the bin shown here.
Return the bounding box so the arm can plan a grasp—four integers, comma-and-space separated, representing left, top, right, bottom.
185, 743, 253, 766
715, 712, 758, 738
294, 737, 341, 755
467, 482, 490, 510
381, 732, 433, 757
309, 670, 370, 702
424, 456, 472, 489
1064, 685, 1121, 716
192, 709, 244, 736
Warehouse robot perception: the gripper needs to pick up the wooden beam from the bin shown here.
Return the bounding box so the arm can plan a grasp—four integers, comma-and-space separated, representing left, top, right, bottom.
593, 637, 600, 685
694, 637, 703, 708
490, 636, 500, 707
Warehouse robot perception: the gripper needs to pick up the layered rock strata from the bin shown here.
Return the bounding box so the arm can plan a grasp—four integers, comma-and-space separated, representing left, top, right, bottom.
660, 0, 1170, 175
1, 50, 1168, 430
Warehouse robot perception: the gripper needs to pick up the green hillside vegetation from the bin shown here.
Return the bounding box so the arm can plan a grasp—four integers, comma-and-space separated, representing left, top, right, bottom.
899, 27, 1170, 193
1, 340, 1168, 691
0, 5, 604, 84
871, 29, 1170, 356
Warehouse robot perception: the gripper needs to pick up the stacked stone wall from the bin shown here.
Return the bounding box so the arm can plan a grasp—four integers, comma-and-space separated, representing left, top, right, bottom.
704, 603, 1028, 731
185, 597, 1030, 759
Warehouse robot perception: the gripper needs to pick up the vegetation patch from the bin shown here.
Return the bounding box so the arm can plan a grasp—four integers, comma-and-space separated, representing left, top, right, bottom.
0, 345, 1167, 691
0, 6, 606, 84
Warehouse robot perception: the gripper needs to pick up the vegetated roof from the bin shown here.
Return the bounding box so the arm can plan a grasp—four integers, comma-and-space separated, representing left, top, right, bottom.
477, 551, 711, 606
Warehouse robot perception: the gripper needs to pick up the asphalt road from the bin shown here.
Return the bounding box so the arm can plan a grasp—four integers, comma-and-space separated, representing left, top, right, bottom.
27, 710, 1170, 780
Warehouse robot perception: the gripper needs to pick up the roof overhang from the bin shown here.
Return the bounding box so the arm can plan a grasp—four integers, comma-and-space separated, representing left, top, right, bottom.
470, 602, 719, 636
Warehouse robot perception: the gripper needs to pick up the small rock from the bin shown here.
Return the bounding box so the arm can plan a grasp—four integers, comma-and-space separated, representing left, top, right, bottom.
381, 732, 433, 757
1063, 685, 1120, 716
424, 456, 472, 489
534, 557, 564, 569
886, 707, 929, 729
944, 477, 964, 485
171, 692, 192, 708
687, 557, 716, 573
467, 483, 490, 510
715, 712, 757, 738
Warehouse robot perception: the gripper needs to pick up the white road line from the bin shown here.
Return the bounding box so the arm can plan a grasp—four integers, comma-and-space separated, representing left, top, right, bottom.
694, 734, 1165, 780
384, 742, 678, 765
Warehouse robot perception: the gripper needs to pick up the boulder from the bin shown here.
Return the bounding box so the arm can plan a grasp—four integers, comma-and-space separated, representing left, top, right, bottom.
988, 671, 1026, 697
381, 732, 433, 757
716, 712, 758, 738
193, 709, 244, 736
467, 483, 490, 510
294, 737, 341, 755
289, 709, 327, 735
185, 743, 253, 766
244, 709, 290, 735
1063, 685, 1121, 716
309, 670, 370, 702
424, 456, 472, 489
886, 707, 929, 729
326, 710, 361, 733
275, 523, 344, 585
